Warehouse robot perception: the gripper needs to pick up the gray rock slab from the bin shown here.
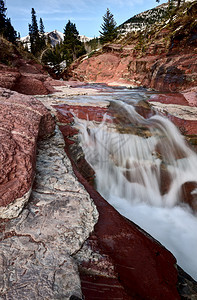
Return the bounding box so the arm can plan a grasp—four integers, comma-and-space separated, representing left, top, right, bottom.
0, 127, 98, 299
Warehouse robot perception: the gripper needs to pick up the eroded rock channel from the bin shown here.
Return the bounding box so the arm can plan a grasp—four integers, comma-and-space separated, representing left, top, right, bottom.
0, 126, 98, 299
0, 85, 197, 299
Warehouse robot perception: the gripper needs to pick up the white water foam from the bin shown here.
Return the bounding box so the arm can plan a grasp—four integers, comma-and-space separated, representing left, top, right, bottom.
77, 100, 197, 280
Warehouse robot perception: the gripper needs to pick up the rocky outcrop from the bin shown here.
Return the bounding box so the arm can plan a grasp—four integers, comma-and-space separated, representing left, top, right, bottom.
68, 49, 197, 92
0, 88, 55, 219
53, 98, 197, 299
0, 127, 98, 299
149, 92, 197, 136
0, 60, 68, 95
0, 36, 71, 95
67, 2, 197, 93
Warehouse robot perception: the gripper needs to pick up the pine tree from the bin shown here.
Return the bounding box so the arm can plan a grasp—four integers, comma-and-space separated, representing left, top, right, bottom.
4, 18, 17, 43
99, 8, 118, 44
0, 0, 16, 43
39, 18, 46, 50
46, 34, 51, 47
0, 0, 6, 33
29, 8, 40, 55
62, 20, 86, 65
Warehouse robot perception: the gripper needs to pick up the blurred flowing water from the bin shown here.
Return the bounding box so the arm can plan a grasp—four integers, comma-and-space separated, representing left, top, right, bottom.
73, 86, 197, 280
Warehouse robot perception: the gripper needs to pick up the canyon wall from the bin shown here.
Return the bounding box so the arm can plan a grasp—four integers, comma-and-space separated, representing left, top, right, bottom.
67, 2, 197, 93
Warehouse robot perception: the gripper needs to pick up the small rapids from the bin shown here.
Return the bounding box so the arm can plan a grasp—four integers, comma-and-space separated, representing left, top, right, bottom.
77, 100, 197, 280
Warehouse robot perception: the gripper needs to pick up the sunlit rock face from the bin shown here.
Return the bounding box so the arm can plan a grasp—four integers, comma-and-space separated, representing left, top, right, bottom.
0, 88, 55, 219
67, 3, 197, 93
68, 49, 197, 92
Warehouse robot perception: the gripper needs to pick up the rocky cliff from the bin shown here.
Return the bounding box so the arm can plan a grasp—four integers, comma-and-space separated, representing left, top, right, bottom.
67, 1, 197, 93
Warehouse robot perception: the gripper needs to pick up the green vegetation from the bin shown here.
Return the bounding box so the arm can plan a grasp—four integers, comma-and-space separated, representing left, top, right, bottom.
41, 46, 64, 74
99, 8, 118, 44
1, 0, 194, 79
29, 8, 46, 55
62, 20, 86, 65
0, 0, 16, 43
41, 20, 86, 75
39, 18, 46, 50
119, 0, 197, 58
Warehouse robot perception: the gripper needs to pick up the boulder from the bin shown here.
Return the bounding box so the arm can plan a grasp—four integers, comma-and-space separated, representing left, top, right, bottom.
0, 88, 55, 219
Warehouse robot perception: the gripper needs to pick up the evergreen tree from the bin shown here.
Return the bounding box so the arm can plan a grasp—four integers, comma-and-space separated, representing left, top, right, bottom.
29, 8, 40, 55
4, 18, 17, 43
62, 20, 86, 65
99, 8, 118, 44
0, 0, 6, 33
0, 0, 16, 43
46, 34, 51, 47
39, 18, 46, 50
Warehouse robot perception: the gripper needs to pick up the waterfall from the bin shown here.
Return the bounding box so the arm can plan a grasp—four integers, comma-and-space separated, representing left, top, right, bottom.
77, 100, 197, 280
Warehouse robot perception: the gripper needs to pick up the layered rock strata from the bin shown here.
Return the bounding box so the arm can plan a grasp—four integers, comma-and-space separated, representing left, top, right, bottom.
0, 88, 55, 219
67, 2, 197, 93
149, 91, 197, 136
53, 99, 182, 299
0, 59, 73, 95
69, 50, 197, 91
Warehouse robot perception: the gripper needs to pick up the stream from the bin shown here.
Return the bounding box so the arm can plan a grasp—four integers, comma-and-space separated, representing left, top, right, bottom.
57, 85, 197, 280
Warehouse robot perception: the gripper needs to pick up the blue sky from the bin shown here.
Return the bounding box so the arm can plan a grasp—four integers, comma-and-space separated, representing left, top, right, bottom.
5, 0, 167, 38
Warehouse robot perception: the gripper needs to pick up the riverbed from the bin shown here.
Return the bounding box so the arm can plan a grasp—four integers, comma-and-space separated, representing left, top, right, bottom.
37, 84, 197, 280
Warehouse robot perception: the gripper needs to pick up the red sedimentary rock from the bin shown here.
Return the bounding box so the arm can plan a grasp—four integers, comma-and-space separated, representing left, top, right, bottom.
181, 181, 197, 211
0, 88, 55, 217
67, 49, 197, 93
0, 58, 68, 96
149, 93, 197, 136
54, 104, 110, 123
55, 104, 181, 300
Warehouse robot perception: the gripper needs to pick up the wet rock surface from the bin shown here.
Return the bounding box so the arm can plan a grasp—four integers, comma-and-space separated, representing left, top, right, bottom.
0, 88, 55, 219
74, 237, 131, 299
63, 134, 181, 300
53, 95, 197, 299
54, 101, 181, 299
148, 92, 197, 143
0, 127, 98, 299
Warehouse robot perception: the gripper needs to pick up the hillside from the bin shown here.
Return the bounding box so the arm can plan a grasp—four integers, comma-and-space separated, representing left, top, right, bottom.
67, 0, 197, 93
119, 0, 193, 34
119, 3, 168, 34
0, 1, 197, 299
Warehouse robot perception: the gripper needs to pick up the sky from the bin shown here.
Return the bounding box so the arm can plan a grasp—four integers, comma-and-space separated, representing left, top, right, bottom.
5, 0, 167, 38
